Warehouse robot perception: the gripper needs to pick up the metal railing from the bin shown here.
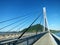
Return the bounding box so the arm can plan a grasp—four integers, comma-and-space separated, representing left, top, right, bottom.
0, 32, 46, 45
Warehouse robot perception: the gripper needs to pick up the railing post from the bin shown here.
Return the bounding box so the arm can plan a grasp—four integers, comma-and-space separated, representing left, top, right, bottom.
27, 38, 29, 45
13, 41, 17, 45
8, 43, 11, 45
4, 43, 8, 45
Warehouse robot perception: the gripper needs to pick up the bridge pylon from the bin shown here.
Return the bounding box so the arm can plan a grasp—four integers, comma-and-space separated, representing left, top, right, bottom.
43, 7, 50, 32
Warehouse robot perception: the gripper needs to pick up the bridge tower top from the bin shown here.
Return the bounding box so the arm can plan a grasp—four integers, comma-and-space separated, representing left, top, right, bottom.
43, 7, 49, 32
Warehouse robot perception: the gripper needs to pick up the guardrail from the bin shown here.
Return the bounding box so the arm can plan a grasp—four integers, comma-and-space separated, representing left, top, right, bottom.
51, 33, 60, 45
0, 32, 47, 45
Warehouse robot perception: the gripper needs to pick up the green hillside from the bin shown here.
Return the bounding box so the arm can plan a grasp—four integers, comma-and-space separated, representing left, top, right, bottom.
20, 24, 60, 33
21, 24, 46, 32
26, 24, 43, 32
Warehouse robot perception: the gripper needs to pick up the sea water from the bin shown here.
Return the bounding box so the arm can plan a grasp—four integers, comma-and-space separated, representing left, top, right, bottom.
55, 32, 60, 37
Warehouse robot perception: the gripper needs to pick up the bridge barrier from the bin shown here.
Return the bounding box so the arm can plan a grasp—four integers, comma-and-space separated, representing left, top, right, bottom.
51, 33, 60, 45
0, 32, 47, 45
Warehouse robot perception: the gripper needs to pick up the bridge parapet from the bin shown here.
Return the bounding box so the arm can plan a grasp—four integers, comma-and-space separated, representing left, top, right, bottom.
0, 32, 47, 45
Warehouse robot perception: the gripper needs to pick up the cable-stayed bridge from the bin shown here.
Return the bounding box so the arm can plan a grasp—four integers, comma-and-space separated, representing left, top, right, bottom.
0, 7, 60, 45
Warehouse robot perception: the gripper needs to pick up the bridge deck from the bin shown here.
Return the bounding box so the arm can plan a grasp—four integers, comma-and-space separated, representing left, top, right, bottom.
33, 33, 58, 45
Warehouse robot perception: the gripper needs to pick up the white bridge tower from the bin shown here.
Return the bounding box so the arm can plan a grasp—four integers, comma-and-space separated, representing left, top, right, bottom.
43, 7, 49, 32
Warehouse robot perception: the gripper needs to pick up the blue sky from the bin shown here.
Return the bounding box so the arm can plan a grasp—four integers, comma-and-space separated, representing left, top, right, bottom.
0, 0, 60, 32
